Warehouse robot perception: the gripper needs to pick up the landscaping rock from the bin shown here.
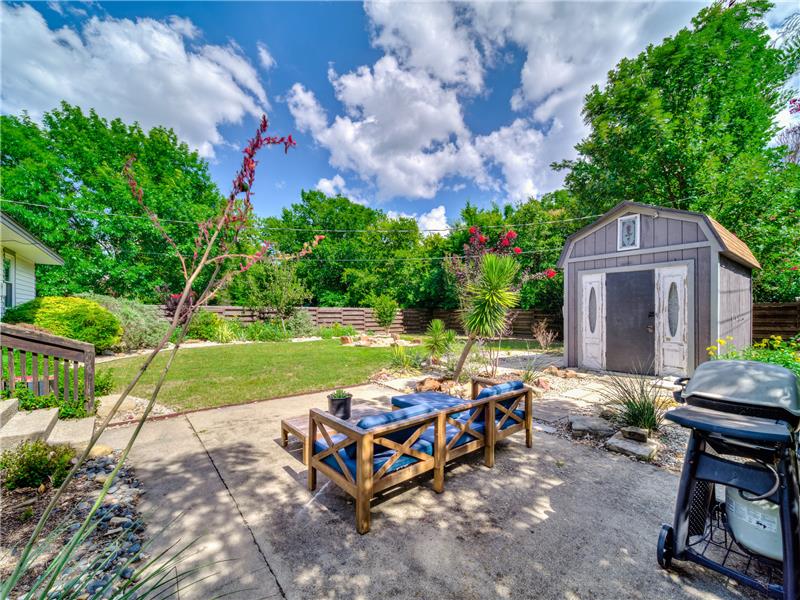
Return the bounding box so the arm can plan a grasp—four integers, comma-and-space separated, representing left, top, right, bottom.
621, 426, 649, 442
564, 370, 579, 379
415, 377, 443, 392
605, 432, 660, 461
340, 336, 353, 344
569, 415, 616, 439
533, 377, 550, 392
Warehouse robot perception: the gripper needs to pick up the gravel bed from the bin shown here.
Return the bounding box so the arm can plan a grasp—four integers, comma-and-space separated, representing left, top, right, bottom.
1, 452, 151, 598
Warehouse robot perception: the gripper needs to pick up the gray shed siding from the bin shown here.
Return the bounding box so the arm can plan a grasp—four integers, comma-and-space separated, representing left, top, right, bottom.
564, 213, 713, 369
718, 256, 752, 350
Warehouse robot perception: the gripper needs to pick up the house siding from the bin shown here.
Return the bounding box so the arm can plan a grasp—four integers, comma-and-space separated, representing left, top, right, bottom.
15, 255, 36, 305
718, 256, 752, 350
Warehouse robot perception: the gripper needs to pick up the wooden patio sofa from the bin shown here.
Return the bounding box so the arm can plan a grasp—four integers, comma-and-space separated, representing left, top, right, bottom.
307, 378, 534, 533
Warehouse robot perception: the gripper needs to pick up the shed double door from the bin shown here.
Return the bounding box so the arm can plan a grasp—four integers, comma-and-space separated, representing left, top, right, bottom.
580, 266, 689, 376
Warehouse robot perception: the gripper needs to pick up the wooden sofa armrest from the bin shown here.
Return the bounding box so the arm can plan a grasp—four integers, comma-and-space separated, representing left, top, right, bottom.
309, 408, 364, 440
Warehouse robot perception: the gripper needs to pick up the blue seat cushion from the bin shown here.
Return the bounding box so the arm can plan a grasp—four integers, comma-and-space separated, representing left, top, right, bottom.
476, 380, 525, 400
420, 420, 486, 450
499, 409, 526, 429
313, 433, 432, 479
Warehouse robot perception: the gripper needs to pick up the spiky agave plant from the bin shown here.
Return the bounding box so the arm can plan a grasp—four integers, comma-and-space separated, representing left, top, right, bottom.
452, 254, 519, 380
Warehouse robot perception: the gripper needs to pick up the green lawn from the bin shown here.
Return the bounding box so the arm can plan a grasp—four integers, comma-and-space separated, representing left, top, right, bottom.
99, 340, 393, 411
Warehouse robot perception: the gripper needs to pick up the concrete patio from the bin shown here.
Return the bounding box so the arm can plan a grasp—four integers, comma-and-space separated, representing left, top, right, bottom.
98, 384, 760, 600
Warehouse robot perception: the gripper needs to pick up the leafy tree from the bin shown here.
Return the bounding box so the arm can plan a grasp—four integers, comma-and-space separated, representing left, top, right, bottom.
370, 294, 399, 333
452, 254, 520, 380
0, 103, 221, 301
228, 260, 312, 330
555, 0, 800, 301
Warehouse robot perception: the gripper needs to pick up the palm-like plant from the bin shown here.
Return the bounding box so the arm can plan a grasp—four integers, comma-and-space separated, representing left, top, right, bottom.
452, 254, 520, 380
424, 319, 456, 362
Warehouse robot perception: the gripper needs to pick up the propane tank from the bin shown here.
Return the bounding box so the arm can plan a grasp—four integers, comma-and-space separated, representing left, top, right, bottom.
725, 486, 783, 562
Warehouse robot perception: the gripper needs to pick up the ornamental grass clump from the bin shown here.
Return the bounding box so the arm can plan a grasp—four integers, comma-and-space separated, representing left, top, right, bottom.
601, 370, 672, 431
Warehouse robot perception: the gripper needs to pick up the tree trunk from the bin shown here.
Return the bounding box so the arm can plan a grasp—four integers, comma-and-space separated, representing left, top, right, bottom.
452, 336, 476, 381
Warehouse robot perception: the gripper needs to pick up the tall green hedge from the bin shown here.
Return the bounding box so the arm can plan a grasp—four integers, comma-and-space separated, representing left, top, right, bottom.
2, 297, 122, 352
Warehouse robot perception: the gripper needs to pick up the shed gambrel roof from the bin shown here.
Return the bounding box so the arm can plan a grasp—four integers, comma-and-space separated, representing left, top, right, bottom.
556, 201, 760, 270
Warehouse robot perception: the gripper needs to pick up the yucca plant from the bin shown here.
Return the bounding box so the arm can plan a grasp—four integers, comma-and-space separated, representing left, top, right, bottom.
424, 319, 456, 362
452, 254, 520, 380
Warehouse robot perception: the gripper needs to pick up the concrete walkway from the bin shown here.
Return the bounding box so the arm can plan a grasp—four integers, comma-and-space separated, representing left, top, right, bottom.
99, 385, 758, 600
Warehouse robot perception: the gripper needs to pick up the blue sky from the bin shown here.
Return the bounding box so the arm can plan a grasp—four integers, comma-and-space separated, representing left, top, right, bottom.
2, 1, 797, 229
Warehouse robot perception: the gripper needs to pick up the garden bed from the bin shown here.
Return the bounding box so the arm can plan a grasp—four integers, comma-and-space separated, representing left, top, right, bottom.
0, 450, 149, 596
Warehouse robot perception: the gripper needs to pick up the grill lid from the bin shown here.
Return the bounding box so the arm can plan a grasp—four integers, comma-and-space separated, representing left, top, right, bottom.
683, 360, 800, 417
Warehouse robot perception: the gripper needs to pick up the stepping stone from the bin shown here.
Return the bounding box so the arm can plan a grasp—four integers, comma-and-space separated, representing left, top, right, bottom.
621, 426, 649, 442
0, 398, 18, 427
0, 407, 59, 449
48, 417, 95, 449
569, 415, 616, 438
532, 422, 557, 434
605, 431, 660, 461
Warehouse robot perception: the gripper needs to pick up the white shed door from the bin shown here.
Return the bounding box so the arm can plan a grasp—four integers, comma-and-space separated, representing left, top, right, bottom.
580, 273, 605, 370
656, 266, 688, 376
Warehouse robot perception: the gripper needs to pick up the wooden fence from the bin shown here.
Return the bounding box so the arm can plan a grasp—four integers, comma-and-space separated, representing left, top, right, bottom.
169, 302, 799, 341
0, 323, 96, 412
752, 302, 800, 341
161, 305, 563, 339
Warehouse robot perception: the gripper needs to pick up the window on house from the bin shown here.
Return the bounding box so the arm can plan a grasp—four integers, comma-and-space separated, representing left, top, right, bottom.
617, 214, 640, 251
3, 253, 13, 308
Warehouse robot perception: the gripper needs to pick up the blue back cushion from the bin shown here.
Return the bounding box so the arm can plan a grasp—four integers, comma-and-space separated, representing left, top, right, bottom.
476, 380, 524, 400
356, 403, 435, 430
342, 404, 435, 458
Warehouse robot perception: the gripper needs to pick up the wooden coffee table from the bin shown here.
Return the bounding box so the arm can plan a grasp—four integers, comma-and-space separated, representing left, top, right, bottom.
280, 405, 384, 465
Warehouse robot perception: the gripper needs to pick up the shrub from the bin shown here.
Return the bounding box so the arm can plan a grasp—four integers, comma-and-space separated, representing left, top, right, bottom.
184, 310, 227, 342
370, 295, 399, 333
286, 310, 315, 337
710, 335, 800, 378
317, 323, 357, 339
94, 368, 114, 396
0, 440, 75, 490
390, 345, 424, 371
245, 320, 289, 342
3, 297, 122, 352
76, 293, 169, 352
424, 319, 456, 360
601, 370, 672, 431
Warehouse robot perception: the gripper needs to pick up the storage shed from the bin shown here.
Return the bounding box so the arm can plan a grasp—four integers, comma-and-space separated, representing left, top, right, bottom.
557, 202, 760, 377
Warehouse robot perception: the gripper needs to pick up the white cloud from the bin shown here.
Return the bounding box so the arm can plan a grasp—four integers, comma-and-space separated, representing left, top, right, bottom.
365, 1, 483, 92
417, 205, 448, 234
0, 4, 267, 158
476, 118, 545, 201
257, 42, 276, 70
387, 205, 449, 236
469, 1, 705, 193
315, 174, 367, 205
288, 56, 487, 199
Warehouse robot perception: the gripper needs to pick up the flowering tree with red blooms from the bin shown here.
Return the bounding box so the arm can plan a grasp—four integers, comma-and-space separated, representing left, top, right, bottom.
445, 226, 558, 380
446, 225, 556, 307
4, 117, 323, 594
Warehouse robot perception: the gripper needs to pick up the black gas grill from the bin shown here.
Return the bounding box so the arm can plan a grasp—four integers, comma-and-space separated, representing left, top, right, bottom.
658, 360, 800, 599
